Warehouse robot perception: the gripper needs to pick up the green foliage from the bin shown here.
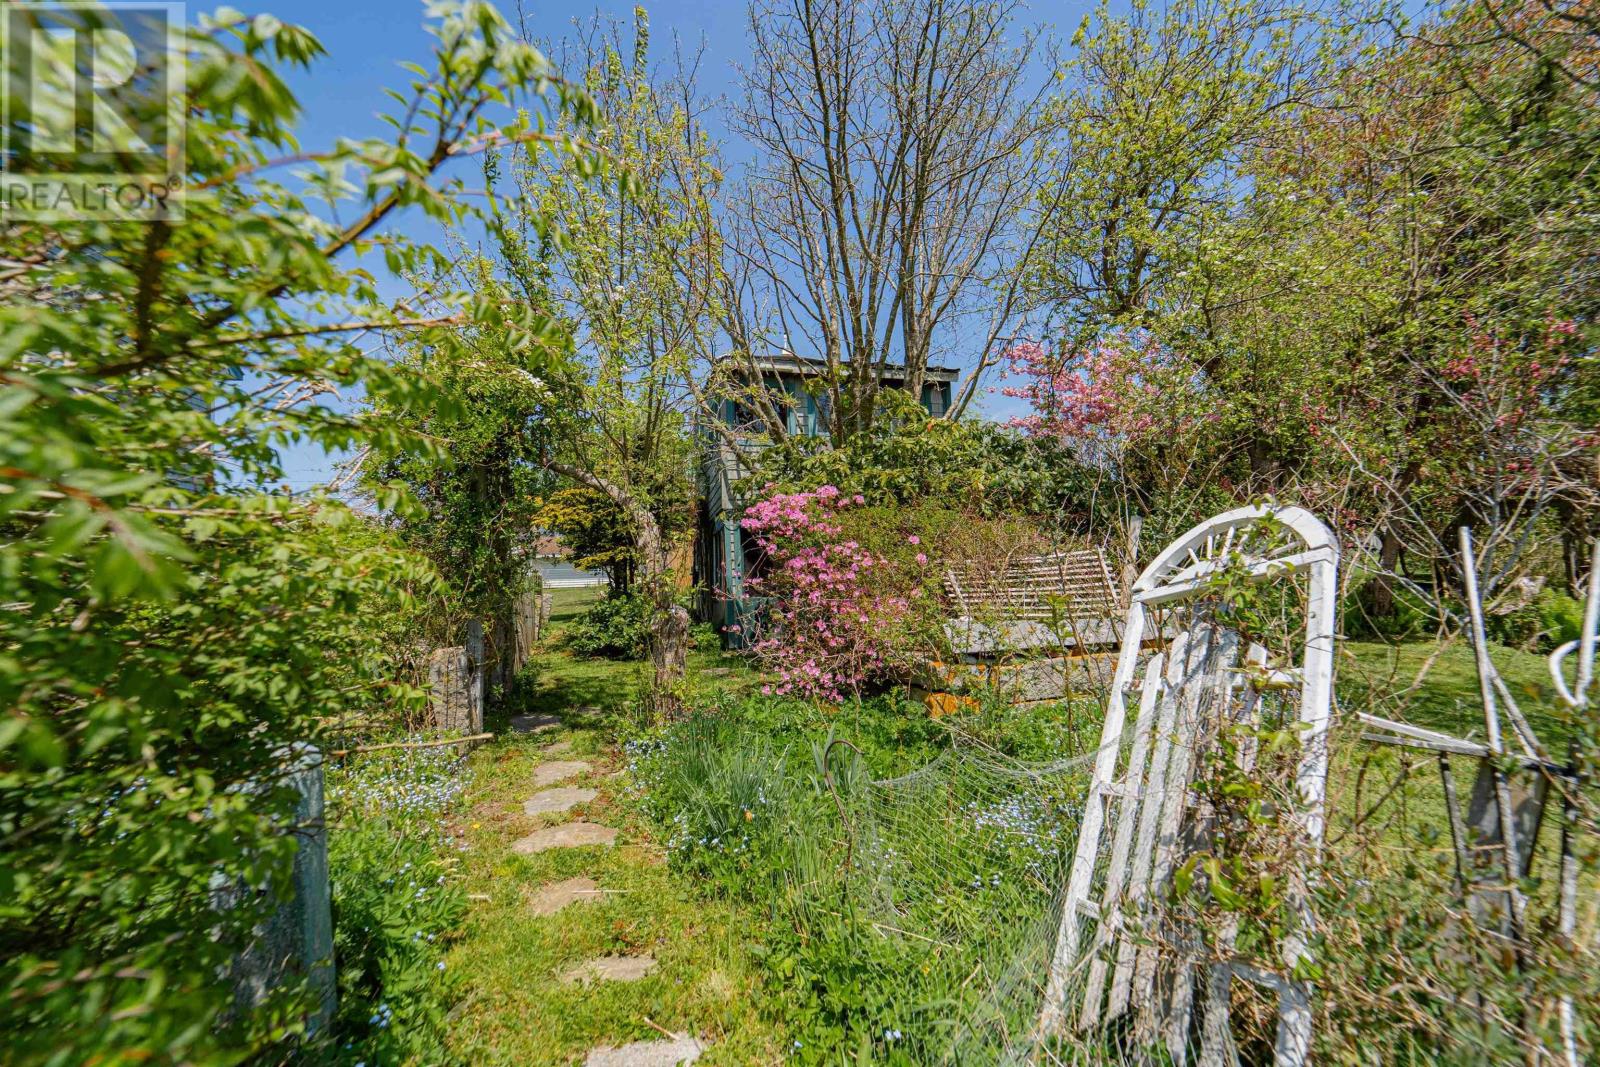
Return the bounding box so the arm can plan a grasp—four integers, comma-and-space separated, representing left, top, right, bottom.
566, 593, 652, 659
624, 713, 927, 1062
2, 510, 437, 1064
625, 692, 1092, 1062
535, 483, 695, 597
329, 827, 463, 1065
749, 398, 1098, 524
1344, 578, 1436, 642
490, 7, 707, 581
1029, 0, 1598, 597
326, 747, 470, 1066
537, 487, 637, 584
1486, 588, 1587, 651
361, 260, 567, 640
0, 3, 591, 1058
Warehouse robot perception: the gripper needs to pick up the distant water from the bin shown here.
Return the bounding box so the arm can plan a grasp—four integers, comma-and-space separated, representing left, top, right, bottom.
533, 560, 609, 588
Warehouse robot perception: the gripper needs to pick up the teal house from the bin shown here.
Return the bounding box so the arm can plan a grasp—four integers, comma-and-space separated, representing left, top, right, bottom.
694, 354, 960, 647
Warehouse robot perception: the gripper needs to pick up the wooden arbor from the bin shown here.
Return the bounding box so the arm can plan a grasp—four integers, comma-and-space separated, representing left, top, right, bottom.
1039, 505, 1339, 1065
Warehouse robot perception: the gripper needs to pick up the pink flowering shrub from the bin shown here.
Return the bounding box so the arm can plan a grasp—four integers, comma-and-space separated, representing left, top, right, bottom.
1000, 335, 1173, 445
739, 486, 928, 702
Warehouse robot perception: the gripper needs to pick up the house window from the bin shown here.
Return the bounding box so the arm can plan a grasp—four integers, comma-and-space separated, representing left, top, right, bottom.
731, 386, 793, 436
731, 400, 766, 435
811, 390, 833, 436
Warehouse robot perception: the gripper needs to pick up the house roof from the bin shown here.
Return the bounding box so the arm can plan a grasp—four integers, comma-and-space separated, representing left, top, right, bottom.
741, 352, 962, 384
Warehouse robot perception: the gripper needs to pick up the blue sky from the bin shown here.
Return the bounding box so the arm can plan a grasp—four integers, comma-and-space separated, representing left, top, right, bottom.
257, 0, 1063, 487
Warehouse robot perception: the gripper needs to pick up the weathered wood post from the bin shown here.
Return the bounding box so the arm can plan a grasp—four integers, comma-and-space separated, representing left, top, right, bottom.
464, 618, 485, 726
218, 743, 336, 1032
427, 645, 477, 733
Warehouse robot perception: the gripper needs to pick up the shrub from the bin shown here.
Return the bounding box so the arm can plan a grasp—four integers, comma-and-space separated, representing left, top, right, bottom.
745, 392, 1097, 525
1487, 586, 1586, 651
0, 516, 437, 1065
738, 485, 1082, 700
1344, 577, 1437, 641
325, 744, 469, 1065
566, 593, 651, 658
739, 487, 946, 699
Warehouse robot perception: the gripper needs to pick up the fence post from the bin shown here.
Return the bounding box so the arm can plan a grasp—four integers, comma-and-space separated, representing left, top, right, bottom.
464, 619, 485, 727
217, 743, 336, 1033
427, 645, 475, 733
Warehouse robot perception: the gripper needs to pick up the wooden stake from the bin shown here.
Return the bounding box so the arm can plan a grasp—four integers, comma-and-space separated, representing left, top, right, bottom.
331, 733, 492, 757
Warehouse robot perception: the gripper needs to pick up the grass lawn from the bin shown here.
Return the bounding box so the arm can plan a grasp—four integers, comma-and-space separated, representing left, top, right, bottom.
1340, 635, 1567, 744
1326, 636, 1583, 918
443, 588, 783, 1066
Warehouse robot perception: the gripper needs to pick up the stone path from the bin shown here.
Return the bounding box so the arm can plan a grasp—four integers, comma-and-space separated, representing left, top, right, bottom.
522, 786, 597, 816
583, 1034, 703, 1067
559, 954, 657, 985
507, 728, 708, 1062
509, 712, 561, 734
511, 820, 617, 854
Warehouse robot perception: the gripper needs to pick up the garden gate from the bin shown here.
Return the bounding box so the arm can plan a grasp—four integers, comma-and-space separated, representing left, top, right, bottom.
1039, 505, 1339, 1065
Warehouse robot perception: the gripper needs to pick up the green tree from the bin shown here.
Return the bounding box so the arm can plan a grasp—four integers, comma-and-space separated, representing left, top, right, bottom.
1028, 0, 1597, 610
0, 4, 589, 1058
491, 10, 713, 720
361, 257, 569, 683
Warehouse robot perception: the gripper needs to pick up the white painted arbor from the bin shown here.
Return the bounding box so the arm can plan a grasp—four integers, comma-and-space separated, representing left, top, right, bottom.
1039, 505, 1339, 1065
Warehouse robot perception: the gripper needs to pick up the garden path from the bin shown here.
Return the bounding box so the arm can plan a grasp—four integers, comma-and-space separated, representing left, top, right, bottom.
442, 587, 783, 1065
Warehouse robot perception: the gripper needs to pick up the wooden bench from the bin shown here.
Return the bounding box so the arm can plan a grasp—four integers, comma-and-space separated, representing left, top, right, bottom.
913, 549, 1128, 712
944, 548, 1122, 623
942, 548, 1125, 658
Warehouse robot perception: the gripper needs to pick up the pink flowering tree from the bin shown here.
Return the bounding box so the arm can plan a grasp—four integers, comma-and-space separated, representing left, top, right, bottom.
738, 486, 929, 701
999, 335, 1174, 450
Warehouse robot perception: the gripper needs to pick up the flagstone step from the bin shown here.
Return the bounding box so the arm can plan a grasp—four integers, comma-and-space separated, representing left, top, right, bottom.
510, 713, 561, 734
531, 760, 591, 787
560, 954, 657, 985
526, 876, 601, 917
511, 821, 617, 854
583, 1034, 704, 1067
522, 786, 597, 816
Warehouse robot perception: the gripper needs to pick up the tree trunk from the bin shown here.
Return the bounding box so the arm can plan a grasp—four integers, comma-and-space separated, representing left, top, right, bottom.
630, 509, 690, 722
547, 460, 689, 721
1367, 525, 1404, 620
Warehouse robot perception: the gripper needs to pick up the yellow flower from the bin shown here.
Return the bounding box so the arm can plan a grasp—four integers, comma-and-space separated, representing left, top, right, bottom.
743, 810, 754, 821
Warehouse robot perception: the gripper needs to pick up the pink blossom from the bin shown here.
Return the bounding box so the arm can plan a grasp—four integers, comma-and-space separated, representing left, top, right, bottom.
1001, 334, 1174, 444
736, 485, 920, 701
